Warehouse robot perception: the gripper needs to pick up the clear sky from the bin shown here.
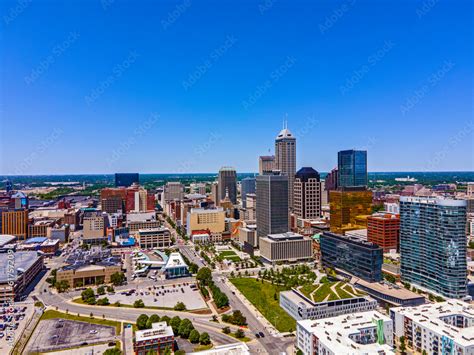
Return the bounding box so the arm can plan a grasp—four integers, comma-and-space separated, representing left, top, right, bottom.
1, 0, 472, 175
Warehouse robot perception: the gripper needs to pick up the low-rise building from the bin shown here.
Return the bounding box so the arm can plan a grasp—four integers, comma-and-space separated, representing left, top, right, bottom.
186, 207, 226, 238
133, 321, 174, 355
238, 225, 257, 247
391, 300, 474, 354
137, 228, 172, 249
296, 311, 394, 355
162, 253, 189, 279
56, 261, 122, 288
354, 278, 425, 307
280, 288, 377, 321
259, 232, 312, 264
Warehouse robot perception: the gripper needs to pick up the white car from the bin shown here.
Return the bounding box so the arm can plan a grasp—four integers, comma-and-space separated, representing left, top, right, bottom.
89, 330, 98, 334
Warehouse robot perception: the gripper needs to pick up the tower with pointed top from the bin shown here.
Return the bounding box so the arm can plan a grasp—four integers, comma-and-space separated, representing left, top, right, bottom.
275, 122, 296, 208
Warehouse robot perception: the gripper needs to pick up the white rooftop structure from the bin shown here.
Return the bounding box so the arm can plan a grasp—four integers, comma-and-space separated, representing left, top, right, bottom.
0, 234, 17, 247
135, 321, 173, 342
391, 300, 474, 352
189, 342, 250, 355
297, 311, 394, 355
126, 211, 156, 223
164, 252, 187, 269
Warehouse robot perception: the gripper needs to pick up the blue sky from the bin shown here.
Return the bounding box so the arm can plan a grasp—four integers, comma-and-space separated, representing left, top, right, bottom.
1, 0, 472, 174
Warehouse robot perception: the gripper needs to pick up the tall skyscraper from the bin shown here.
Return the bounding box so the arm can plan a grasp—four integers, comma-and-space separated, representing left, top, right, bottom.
115, 173, 139, 187
400, 196, 467, 299
337, 150, 367, 188
258, 155, 275, 175
241, 177, 256, 208
218, 167, 237, 205
275, 124, 296, 208
256, 173, 289, 239
293, 167, 322, 219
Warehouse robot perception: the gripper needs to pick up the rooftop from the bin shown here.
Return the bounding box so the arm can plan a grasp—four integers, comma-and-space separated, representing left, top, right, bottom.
265, 231, 307, 242
135, 321, 173, 342
0, 251, 42, 282
355, 279, 425, 303
298, 311, 394, 354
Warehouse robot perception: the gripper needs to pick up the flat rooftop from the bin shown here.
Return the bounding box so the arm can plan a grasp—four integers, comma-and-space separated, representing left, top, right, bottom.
0, 251, 41, 282
298, 311, 394, 354
393, 300, 474, 347
265, 231, 306, 242
356, 279, 424, 302
135, 321, 173, 342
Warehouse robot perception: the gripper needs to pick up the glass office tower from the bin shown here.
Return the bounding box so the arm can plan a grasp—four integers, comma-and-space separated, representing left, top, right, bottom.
400, 196, 467, 299
320, 231, 383, 282
337, 150, 367, 188
115, 173, 139, 187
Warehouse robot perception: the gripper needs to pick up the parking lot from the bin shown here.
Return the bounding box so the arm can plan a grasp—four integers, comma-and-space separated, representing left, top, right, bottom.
0, 302, 34, 353
106, 282, 207, 310
26, 319, 116, 353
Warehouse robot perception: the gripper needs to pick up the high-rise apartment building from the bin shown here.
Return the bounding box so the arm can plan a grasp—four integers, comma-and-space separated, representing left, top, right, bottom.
367, 212, 400, 252
258, 155, 275, 175
241, 177, 256, 208
293, 167, 322, 219
400, 196, 467, 299
256, 173, 289, 238
163, 182, 184, 202
337, 150, 367, 188
115, 173, 139, 187
210, 182, 219, 203
275, 125, 296, 208
218, 167, 237, 205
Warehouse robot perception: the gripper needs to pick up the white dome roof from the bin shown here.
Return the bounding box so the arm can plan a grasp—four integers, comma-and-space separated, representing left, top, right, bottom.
276, 128, 293, 139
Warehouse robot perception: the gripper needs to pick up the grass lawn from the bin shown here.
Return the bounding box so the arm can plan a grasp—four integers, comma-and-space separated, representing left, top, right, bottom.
343, 284, 366, 296
194, 344, 213, 351
230, 278, 296, 333
299, 284, 318, 299
41, 309, 122, 335
219, 251, 238, 257
334, 282, 353, 299
219, 250, 241, 262
312, 282, 338, 302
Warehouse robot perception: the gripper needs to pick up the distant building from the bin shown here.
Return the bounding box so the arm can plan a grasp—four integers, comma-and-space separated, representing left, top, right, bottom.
296, 311, 394, 355
101, 196, 123, 214
1, 209, 28, 240
320, 231, 383, 282
258, 155, 275, 175
391, 300, 474, 354
163, 182, 184, 202
218, 167, 237, 205
83, 212, 106, 244
186, 207, 226, 241
384, 202, 400, 214
115, 173, 139, 187
240, 177, 256, 208
242, 193, 256, 221
133, 321, 174, 355
210, 182, 219, 203
275, 125, 296, 208
56, 259, 121, 288
293, 167, 322, 220
367, 212, 400, 252
400, 196, 467, 299
329, 189, 372, 234
137, 228, 172, 249
259, 232, 312, 264
238, 224, 257, 248
280, 288, 377, 321
0, 251, 44, 303
337, 150, 368, 188
256, 173, 288, 239
324, 167, 338, 191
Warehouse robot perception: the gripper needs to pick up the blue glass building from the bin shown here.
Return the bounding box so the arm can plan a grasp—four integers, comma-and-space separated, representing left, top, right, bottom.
337, 150, 367, 188
115, 173, 139, 187
320, 231, 383, 282
400, 196, 467, 299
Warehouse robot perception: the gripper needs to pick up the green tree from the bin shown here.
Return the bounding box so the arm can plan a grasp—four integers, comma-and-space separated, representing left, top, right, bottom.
97, 286, 105, 295
178, 318, 194, 339
234, 328, 245, 339
133, 299, 145, 308
399, 336, 406, 354
189, 263, 199, 274
160, 315, 170, 325
174, 301, 186, 311
196, 267, 212, 285
222, 326, 231, 334
97, 297, 110, 306
106, 285, 114, 293
104, 348, 122, 355
189, 329, 200, 343
199, 332, 211, 345
136, 314, 149, 330
170, 316, 182, 334
56, 280, 70, 293
81, 288, 95, 301
110, 272, 126, 286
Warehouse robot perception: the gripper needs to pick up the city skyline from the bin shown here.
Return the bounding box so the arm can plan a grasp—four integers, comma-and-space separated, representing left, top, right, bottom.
1, 1, 472, 174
